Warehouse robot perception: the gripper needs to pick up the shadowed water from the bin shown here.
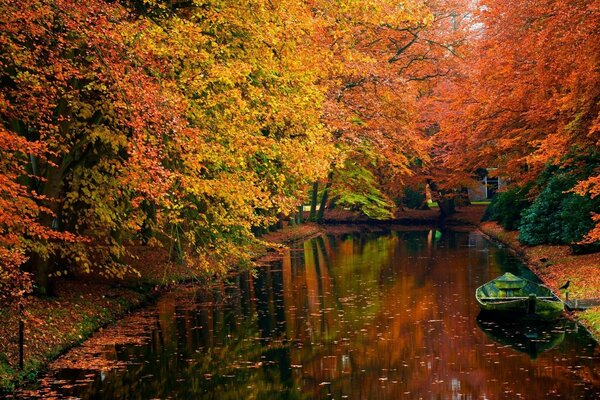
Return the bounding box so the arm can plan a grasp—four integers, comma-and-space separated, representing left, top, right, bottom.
17, 230, 600, 399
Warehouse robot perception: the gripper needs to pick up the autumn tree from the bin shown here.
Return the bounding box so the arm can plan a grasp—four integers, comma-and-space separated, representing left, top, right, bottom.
0, 0, 337, 297
305, 0, 468, 221
430, 0, 599, 242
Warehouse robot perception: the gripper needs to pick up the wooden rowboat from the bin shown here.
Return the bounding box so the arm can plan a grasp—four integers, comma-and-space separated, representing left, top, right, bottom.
476, 272, 564, 320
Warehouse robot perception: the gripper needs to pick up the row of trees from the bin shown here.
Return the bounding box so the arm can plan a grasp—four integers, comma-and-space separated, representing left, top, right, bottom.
1, 0, 460, 299
4, 0, 595, 304
426, 0, 599, 245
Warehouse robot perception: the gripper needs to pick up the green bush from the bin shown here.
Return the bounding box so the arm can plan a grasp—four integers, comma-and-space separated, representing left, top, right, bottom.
482, 184, 532, 231
518, 173, 596, 245
401, 186, 428, 209
331, 159, 395, 220
0, 352, 16, 392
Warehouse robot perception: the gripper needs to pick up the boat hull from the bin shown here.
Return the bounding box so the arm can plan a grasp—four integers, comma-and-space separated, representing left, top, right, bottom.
476, 273, 564, 320
477, 298, 564, 320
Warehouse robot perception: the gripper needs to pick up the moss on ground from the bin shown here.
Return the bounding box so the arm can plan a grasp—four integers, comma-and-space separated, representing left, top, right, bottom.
0, 354, 15, 392
579, 307, 600, 338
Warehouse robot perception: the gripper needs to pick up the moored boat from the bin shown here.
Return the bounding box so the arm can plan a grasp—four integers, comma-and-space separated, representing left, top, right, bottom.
476, 272, 564, 320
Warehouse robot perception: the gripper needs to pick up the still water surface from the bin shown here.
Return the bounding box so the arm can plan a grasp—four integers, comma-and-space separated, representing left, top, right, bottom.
21, 230, 600, 399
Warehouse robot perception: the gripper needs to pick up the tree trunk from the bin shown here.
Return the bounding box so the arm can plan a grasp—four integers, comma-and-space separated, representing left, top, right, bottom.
456, 187, 471, 206
140, 200, 156, 245
25, 253, 54, 296
309, 181, 319, 221
24, 158, 63, 295
438, 197, 456, 217
329, 195, 338, 211
276, 212, 285, 230
18, 303, 24, 370
316, 171, 334, 224
170, 224, 185, 263
296, 205, 303, 224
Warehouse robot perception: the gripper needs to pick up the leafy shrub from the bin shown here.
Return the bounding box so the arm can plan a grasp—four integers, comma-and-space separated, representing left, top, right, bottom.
518, 173, 596, 245
482, 184, 532, 231
401, 186, 428, 209
331, 160, 395, 220
571, 241, 600, 255
0, 352, 15, 392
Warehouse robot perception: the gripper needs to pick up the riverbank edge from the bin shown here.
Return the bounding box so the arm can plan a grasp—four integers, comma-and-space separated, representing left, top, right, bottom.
478, 222, 600, 342
0, 223, 325, 393
0, 285, 157, 392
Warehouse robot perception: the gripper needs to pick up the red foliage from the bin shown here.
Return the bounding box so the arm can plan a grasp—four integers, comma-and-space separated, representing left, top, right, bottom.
429, 0, 599, 178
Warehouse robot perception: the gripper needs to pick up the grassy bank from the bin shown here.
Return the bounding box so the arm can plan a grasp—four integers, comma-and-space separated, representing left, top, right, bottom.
480, 221, 600, 340
0, 283, 154, 391
0, 244, 189, 392
0, 223, 323, 393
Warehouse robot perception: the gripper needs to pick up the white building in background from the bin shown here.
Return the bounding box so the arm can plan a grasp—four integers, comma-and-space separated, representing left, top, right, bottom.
468, 169, 505, 201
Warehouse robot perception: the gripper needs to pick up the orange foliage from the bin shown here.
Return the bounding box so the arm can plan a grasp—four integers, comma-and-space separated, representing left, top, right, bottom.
311, 0, 468, 198
426, 0, 599, 235
431, 0, 599, 179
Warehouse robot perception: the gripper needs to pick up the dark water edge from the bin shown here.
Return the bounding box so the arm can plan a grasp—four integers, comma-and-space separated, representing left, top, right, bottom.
11, 229, 600, 399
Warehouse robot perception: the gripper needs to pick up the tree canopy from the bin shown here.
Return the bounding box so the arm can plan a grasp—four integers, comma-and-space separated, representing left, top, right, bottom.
0, 0, 598, 303
426, 0, 599, 242
0, 0, 440, 299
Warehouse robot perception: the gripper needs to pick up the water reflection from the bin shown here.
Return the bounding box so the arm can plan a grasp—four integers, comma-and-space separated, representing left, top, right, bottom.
18, 230, 600, 399
476, 317, 566, 359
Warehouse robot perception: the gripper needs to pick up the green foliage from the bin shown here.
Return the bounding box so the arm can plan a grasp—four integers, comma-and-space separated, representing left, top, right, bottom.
0, 353, 15, 392
401, 186, 428, 209
518, 173, 596, 245
482, 184, 532, 231
580, 308, 600, 339
331, 158, 395, 220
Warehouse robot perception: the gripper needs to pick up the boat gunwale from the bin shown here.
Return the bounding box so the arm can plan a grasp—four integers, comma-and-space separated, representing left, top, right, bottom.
476, 297, 562, 306
475, 273, 563, 317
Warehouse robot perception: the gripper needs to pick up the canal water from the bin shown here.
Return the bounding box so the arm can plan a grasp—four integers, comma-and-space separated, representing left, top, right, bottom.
18, 230, 600, 399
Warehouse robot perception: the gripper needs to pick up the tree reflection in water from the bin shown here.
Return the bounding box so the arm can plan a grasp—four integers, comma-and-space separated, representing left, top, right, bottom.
19, 230, 600, 399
